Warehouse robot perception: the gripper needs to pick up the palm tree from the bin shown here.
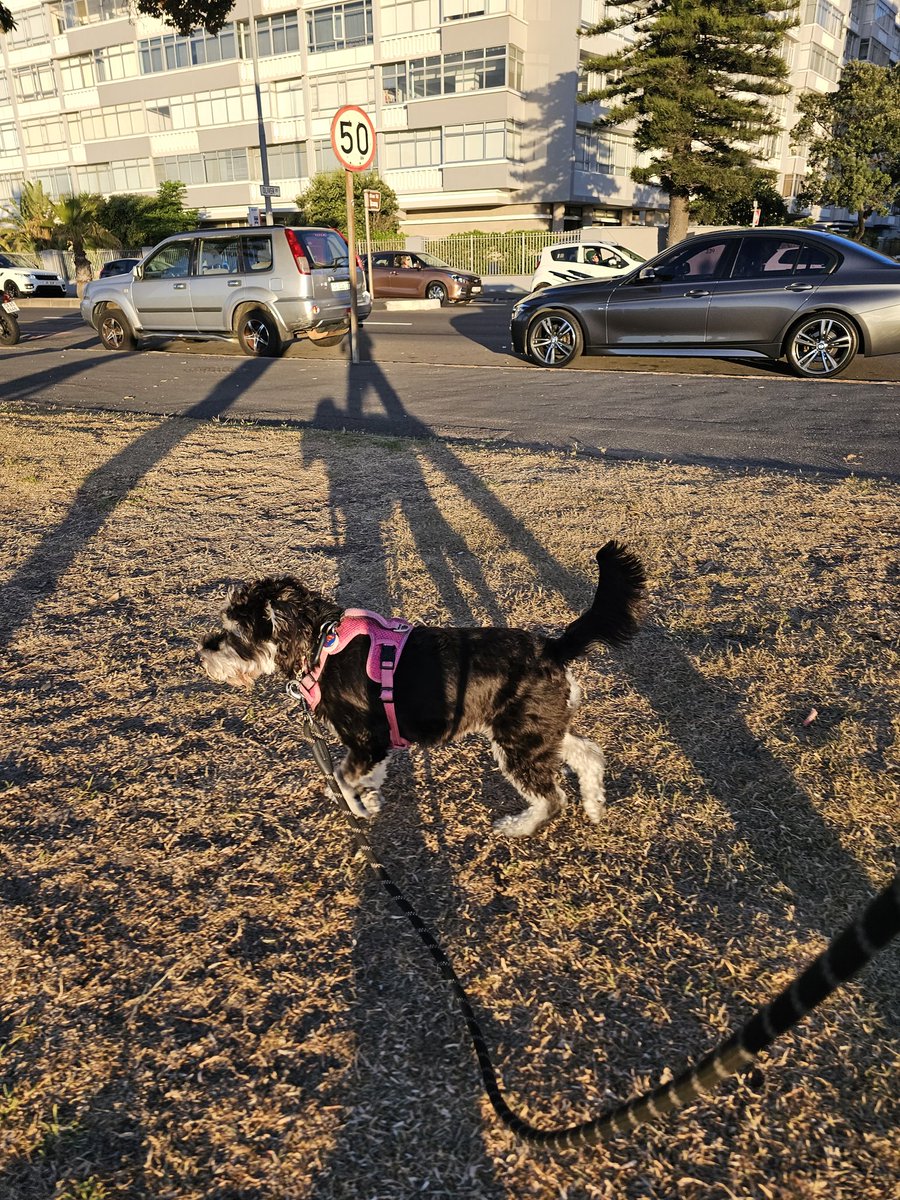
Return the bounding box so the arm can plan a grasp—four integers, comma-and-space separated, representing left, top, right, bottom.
51, 193, 121, 296
0, 181, 56, 253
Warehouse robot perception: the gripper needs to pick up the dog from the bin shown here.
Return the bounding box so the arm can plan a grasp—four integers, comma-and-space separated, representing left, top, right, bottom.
198, 541, 645, 837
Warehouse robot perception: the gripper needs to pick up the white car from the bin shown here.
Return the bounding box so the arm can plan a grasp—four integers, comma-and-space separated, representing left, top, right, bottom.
0, 252, 68, 298
530, 241, 646, 290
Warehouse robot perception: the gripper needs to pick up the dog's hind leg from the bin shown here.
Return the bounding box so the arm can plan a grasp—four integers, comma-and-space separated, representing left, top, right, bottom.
561, 733, 606, 824
489, 737, 566, 838
336, 748, 389, 819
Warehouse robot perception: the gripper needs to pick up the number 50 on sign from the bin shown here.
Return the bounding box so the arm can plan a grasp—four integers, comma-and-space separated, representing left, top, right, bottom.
330, 105, 377, 172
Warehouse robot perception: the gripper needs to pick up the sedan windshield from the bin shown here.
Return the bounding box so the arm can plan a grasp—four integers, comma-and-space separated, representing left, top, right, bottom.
416, 252, 455, 270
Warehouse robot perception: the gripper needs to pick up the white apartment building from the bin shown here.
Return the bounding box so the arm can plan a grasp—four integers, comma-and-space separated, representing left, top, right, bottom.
0, 0, 897, 236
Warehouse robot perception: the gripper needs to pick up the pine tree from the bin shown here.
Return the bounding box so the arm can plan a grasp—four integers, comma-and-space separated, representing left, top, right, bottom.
791, 61, 900, 242
580, 0, 798, 244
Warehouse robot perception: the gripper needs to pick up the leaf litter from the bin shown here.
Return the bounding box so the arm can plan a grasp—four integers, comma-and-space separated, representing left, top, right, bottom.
0, 409, 897, 1200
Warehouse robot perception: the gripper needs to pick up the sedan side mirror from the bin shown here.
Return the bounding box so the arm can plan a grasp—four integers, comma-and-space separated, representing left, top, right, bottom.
133, 264, 143, 280
638, 266, 658, 281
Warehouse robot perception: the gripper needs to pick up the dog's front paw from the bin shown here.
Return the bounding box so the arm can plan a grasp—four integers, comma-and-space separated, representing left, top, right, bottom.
358, 789, 382, 817
493, 810, 548, 838
581, 793, 606, 824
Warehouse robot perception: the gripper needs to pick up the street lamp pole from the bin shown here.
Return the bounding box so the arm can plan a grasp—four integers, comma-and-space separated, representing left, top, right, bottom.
248, 0, 273, 226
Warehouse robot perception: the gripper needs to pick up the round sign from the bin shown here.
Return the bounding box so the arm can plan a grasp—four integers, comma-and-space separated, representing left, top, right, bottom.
330, 105, 377, 172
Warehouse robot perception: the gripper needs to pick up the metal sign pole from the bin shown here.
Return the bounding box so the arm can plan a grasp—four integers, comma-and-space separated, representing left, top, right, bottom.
364, 203, 374, 300
345, 169, 359, 365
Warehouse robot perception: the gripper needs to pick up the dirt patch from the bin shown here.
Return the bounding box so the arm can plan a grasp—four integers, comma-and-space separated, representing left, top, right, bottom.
0, 408, 897, 1200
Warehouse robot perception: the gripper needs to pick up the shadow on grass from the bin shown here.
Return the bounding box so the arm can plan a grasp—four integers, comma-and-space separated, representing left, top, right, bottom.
295, 325, 896, 1188
0, 357, 277, 651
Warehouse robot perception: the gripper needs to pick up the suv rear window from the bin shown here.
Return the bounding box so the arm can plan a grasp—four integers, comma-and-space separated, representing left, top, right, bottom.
296, 229, 348, 268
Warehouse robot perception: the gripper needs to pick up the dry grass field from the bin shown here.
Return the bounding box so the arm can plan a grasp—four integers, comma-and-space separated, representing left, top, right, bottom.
0, 407, 897, 1200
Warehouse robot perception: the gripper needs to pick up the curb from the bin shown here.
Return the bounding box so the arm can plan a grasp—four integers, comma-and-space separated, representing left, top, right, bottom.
15, 297, 80, 308
381, 298, 442, 311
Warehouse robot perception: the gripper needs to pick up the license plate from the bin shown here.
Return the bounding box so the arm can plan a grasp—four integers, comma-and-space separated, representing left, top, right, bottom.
471, 285, 483, 293
2, 300, 18, 314
330, 280, 350, 292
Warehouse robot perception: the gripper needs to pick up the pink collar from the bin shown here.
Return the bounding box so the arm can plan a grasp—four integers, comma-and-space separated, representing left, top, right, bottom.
292, 608, 413, 749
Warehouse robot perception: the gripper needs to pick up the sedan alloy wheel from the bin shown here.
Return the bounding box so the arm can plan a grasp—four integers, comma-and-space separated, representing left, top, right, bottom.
786, 311, 859, 378
526, 309, 583, 367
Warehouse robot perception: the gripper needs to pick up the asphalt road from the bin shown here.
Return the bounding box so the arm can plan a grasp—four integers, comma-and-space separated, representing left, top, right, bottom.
3, 303, 898, 478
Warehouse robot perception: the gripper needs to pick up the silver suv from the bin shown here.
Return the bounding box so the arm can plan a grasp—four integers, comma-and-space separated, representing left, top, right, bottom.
80, 226, 371, 357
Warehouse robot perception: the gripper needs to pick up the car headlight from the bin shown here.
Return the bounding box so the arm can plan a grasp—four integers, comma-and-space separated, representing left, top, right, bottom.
450, 274, 469, 284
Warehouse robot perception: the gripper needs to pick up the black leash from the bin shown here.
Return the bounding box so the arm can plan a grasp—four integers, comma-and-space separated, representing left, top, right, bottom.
296, 706, 900, 1148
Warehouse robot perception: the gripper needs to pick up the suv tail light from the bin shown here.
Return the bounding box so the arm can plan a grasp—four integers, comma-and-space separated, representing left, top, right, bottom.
284, 229, 311, 275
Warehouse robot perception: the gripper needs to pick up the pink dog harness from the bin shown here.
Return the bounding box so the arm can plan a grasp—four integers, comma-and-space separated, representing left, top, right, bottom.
293, 608, 413, 748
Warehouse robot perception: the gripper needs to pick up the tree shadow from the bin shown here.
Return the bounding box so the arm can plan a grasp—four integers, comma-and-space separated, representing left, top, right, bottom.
0, 358, 278, 651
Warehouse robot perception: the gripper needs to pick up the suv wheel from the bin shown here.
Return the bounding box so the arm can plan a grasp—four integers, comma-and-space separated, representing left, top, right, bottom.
786, 311, 859, 378
425, 281, 448, 305
236, 309, 282, 357
99, 306, 138, 351
3, 281, 20, 299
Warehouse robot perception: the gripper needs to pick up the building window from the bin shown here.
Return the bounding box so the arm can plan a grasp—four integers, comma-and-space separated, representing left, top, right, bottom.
49, 0, 128, 33
270, 78, 305, 119
576, 127, 634, 176
314, 139, 341, 172
154, 149, 249, 185
139, 26, 239, 74
443, 119, 521, 162
75, 158, 152, 191
306, 1, 374, 54
6, 7, 47, 47
94, 43, 139, 81
442, 0, 526, 17
801, 0, 843, 38
22, 118, 67, 152
309, 73, 373, 113
14, 64, 57, 102
34, 168, 74, 197
808, 45, 840, 80
381, 0, 439, 36
251, 140, 307, 179
248, 11, 300, 56
67, 102, 145, 141
382, 127, 441, 168
60, 55, 97, 90
383, 45, 520, 102
0, 73, 9, 106
0, 122, 18, 153
149, 86, 260, 131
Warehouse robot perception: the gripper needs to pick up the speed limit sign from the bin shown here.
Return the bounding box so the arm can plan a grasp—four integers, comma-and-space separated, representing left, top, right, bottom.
330, 105, 377, 172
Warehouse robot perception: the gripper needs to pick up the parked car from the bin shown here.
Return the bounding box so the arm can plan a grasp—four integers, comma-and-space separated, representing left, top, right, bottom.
530, 240, 646, 290
362, 250, 481, 304
80, 226, 371, 357
511, 228, 900, 379
0, 253, 67, 298
98, 257, 141, 279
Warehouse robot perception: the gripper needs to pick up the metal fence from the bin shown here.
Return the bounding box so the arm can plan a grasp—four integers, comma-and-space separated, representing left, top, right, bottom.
420, 230, 582, 277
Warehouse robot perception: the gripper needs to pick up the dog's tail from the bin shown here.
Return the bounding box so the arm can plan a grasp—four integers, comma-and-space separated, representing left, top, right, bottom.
544, 541, 646, 666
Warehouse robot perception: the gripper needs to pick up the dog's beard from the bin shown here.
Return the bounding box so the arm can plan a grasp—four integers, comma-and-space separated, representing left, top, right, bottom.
198, 634, 278, 688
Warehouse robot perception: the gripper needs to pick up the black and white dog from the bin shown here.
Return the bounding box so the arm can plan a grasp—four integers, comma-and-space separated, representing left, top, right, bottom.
198, 541, 645, 837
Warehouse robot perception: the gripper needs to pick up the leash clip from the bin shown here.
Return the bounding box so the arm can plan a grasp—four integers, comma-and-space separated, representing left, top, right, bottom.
286, 679, 310, 705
